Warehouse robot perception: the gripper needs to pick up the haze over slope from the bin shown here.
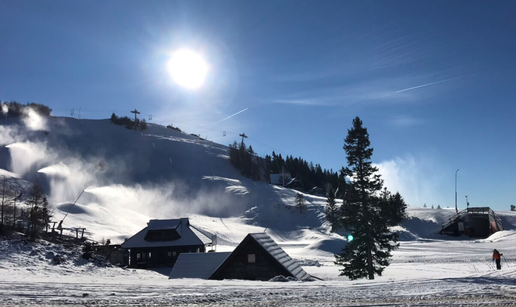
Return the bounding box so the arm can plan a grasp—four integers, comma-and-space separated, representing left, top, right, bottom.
0, 115, 332, 243
2, 114, 515, 246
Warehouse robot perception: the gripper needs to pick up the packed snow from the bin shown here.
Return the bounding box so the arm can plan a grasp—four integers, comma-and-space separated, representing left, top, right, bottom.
2, 115, 516, 306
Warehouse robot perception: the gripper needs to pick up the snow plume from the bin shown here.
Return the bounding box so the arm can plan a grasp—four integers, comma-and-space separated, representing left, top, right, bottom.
38, 161, 99, 205
6, 141, 58, 176
84, 180, 248, 220
0, 125, 22, 145
375, 155, 445, 207
85, 184, 179, 218
22, 107, 47, 131
1, 103, 7, 115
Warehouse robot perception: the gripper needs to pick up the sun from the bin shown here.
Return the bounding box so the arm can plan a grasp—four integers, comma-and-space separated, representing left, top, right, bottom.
167, 49, 209, 90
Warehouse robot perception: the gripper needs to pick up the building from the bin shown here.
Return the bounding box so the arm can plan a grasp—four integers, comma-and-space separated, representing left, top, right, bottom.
308, 186, 325, 196
284, 177, 305, 192
121, 218, 212, 268
439, 207, 503, 238
169, 233, 312, 281
269, 173, 292, 186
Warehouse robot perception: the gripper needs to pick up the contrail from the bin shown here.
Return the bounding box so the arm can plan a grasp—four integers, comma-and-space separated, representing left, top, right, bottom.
395, 76, 462, 93
208, 108, 249, 127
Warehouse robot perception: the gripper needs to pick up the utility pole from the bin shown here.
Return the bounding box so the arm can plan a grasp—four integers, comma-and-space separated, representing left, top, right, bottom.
455, 169, 460, 214
131, 109, 140, 131
465, 195, 470, 208
239, 133, 247, 146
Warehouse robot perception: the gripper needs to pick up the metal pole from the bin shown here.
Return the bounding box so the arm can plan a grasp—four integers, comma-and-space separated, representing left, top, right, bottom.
455, 169, 460, 214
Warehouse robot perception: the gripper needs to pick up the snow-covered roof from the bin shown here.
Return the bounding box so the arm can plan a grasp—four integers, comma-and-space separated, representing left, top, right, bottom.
169, 252, 231, 279
121, 218, 212, 249
269, 173, 291, 185
147, 219, 181, 230
190, 225, 213, 245
249, 233, 310, 280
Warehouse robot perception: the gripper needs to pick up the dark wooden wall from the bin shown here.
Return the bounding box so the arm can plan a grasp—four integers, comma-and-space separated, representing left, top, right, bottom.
211, 239, 290, 281
128, 245, 205, 267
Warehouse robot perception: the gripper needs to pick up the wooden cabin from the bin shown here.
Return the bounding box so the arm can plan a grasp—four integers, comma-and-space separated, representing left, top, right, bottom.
169, 233, 311, 281
121, 218, 212, 268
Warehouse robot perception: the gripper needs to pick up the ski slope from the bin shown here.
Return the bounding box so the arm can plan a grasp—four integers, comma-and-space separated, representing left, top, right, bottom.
2, 114, 516, 306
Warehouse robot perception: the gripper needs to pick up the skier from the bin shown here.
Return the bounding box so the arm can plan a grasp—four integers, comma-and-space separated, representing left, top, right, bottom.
493, 249, 503, 270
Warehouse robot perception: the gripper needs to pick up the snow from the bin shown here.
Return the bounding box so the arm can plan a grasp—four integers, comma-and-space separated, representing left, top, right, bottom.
2, 116, 516, 305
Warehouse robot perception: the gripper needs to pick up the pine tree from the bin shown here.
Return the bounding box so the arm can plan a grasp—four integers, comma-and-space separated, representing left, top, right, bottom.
335, 117, 399, 280
295, 193, 306, 214
381, 192, 408, 226
325, 185, 339, 232
110, 112, 118, 123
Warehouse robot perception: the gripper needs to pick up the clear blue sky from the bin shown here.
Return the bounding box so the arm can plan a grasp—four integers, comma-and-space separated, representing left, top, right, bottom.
2, 0, 516, 210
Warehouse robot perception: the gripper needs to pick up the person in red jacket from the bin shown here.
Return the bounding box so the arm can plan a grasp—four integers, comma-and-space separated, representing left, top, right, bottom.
493, 249, 502, 270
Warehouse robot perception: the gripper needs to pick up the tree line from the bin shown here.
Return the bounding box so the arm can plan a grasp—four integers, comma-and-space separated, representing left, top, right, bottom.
229, 142, 346, 194
0, 101, 52, 119
110, 113, 147, 131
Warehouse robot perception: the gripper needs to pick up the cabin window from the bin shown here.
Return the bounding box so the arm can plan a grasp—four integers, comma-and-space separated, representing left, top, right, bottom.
136, 253, 141, 261
144, 229, 180, 241
167, 252, 172, 257
148, 252, 152, 259
173, 251, 177, 257
248, 254, 256, 263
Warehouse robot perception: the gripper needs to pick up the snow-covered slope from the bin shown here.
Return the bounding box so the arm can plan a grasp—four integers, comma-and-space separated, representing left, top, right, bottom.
4, 114, 516, 306
0, 115, 331, 244
2, 114, 516, 248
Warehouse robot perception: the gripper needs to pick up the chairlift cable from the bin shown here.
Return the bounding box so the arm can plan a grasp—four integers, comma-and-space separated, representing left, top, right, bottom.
61, 189, 85, 223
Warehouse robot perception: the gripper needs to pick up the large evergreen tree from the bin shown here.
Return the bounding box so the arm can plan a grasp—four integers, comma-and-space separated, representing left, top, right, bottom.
335, 117, 399, 280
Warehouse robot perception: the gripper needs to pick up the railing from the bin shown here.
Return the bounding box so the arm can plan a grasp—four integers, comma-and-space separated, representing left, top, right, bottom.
441, 209, 468, 230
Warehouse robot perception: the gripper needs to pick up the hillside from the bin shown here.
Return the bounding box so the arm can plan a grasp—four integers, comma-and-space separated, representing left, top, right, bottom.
2, 114, 516, 248
3, 114, 516, 306
1, 115, 333, 244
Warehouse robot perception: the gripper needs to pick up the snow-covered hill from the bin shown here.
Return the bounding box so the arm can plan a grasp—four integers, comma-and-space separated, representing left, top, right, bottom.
4, 114, 516, 306
2, 114, 516, 247
1, 115, 334, 244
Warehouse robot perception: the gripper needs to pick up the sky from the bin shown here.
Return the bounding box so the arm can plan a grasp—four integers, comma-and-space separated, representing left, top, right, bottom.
1, 0, 516, 210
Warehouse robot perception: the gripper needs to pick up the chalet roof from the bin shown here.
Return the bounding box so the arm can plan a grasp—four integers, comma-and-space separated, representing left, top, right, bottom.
269, 173, 291, 185
121, 218, 212, 249
249, 233, 310, 280
190, 225, 213, 245
147, 219, 181, 230
169, 252, 231, 279
285, 177, 304, 188
210, 233, 311, 281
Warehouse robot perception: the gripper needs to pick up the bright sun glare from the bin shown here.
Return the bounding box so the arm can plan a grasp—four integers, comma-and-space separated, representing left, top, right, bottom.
167, 49, 209, 90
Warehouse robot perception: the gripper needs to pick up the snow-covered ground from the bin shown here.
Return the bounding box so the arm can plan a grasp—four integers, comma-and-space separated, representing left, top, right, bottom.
2, 115, 516, 306
2, 230, 516, 306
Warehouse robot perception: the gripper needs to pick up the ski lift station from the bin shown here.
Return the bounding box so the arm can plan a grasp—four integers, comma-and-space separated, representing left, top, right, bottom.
439, 207, 503, 238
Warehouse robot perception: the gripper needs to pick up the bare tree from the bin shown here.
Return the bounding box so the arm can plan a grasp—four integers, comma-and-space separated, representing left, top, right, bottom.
26, 180, 50, 239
